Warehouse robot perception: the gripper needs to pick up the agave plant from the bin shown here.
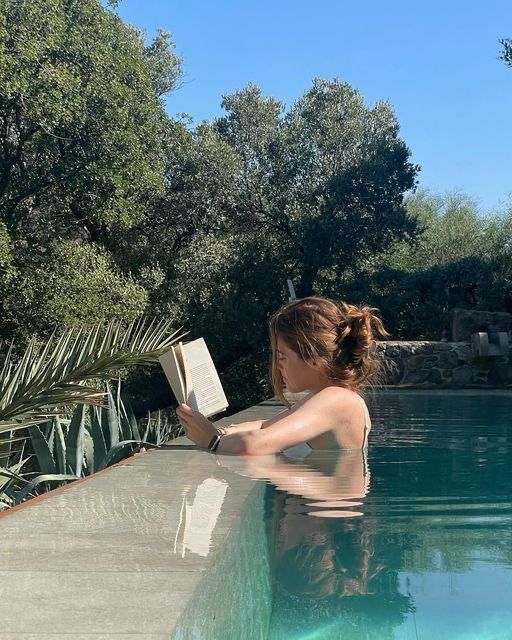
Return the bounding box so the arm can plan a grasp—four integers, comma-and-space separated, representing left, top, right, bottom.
0, 319, 185, 509
0, 381, 181, 508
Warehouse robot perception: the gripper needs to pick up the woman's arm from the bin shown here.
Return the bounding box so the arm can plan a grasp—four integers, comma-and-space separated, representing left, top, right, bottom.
217, 388, 343, 456
176, 391, 339, 455
176, 404, 290, 449
224, 405, 294, 435
224, 420, 264, 434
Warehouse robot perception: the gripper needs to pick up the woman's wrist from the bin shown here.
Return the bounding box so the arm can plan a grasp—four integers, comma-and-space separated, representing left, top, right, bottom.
208, 433, 223, 452
205, 426, 229, 453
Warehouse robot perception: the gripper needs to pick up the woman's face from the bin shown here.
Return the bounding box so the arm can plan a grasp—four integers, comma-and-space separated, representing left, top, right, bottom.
276, 335, 323, 393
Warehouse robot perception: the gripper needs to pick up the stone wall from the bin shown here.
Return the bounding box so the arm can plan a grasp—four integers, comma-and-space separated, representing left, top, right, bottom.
375, 340, 512, 386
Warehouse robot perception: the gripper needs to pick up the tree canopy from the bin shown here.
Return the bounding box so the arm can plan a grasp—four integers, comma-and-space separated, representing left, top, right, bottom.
211, 80, 419, 296
1, 1, 511, 413
0, 0, 180, 341
0, 0, 181, 238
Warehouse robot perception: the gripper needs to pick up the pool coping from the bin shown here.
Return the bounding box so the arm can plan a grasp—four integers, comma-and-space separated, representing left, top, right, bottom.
0, 397, 287, 639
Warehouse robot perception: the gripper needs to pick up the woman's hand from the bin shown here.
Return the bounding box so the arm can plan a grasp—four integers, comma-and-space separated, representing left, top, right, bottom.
176, 403, 217, 449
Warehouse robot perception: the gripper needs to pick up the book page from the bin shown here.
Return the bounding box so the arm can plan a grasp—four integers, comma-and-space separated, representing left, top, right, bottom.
158, 346, 186, 404
175, 342, 192, 398
182, 338, 228, 417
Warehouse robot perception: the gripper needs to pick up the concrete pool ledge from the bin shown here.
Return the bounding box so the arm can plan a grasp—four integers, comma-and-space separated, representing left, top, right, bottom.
0, 398, 287, 640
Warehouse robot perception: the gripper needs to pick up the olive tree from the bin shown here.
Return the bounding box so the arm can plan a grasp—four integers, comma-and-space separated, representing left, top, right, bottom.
213, 79, 419, 296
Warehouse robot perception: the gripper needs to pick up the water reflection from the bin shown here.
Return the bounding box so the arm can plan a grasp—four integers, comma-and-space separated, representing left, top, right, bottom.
172, 392, 512, 639
173, 477, 228, 557
259, 391, 512, 640
216, 449, 370, 513
218, 448, 413, 639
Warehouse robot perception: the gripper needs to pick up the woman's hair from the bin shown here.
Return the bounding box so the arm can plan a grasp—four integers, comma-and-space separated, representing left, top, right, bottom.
275, 526, 383, 599
269, 296, 388, 404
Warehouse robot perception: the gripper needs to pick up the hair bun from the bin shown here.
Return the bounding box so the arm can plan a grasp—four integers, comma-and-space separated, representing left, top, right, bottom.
337, 303, 387, 363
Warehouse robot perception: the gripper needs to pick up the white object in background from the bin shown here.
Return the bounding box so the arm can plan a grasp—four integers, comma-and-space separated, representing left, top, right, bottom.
471, 331, 509, 357
287, 279, 297, 301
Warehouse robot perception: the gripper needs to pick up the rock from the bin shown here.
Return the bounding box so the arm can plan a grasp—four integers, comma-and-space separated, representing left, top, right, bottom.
453, 344, 471, 360
468, 356, 497, 370
400, 344, 413, 358
407, 355, 425, 371
438, 351, 459, 368
406, 342, 436, 355
488, 365, 512, 385
441, 369, 453, 381
452, 366, 473, 385
385, 344, 400, 358
421, 343, 436, 354
450, 309, 512, 342
427, 369, 442, 384
382, 358, 404, 384
434, 342, 453, 352
403, 370, 430, 384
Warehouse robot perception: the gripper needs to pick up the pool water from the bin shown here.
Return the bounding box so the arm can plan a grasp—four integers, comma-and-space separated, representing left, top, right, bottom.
264, 390, 512, 640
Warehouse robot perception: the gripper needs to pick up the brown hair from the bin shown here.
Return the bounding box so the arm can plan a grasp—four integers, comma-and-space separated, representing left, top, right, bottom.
269, 296, 388, 405
275, 524, 384, 599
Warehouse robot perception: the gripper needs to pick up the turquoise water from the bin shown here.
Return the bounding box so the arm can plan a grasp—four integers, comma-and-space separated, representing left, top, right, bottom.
264, 390, 512, 640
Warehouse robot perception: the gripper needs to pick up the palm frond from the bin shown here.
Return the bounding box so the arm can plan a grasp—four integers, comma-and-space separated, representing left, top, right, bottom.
0, 318, 185, 435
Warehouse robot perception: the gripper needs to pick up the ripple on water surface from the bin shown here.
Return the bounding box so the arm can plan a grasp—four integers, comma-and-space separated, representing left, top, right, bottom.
254, 391, 512, 640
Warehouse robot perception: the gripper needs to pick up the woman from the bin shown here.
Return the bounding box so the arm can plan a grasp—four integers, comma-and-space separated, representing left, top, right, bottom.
176, 296, 387, 455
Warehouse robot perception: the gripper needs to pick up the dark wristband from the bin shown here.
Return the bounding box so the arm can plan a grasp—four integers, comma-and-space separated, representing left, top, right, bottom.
211, 436, 222, 453
207, 434, 221, 451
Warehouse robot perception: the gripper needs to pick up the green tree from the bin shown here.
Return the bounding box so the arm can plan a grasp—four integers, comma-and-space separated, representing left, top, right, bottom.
500, 37, 512, 67
0, 0, 181, 344
381, 189, 495, 272
346, 190, 512, 339
125, 80, 420, 410
214, 79, 419, 296
1, 241, 147, 340
113, 118, 240, 275
0, 0, 181, 241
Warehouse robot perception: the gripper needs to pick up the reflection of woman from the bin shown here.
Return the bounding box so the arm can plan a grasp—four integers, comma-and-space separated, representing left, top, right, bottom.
216, 448, 413, 638
217, 448, 369, 506
218, 448, 378, 592
273, 499, 382, 599
177, 296, 387, 454
238, 450, 378, 598
267, 488, 413, 640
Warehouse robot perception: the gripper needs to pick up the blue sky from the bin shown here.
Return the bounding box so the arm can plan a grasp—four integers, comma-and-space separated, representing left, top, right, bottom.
115, 0, 512, 213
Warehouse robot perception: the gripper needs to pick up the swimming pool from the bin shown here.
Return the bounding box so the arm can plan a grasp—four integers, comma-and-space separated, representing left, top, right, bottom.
171, 389, 512, 639
264, 390, 512, 640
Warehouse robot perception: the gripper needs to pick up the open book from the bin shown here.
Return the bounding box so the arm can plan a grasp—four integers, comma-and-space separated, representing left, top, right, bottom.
158, 338, 228, 418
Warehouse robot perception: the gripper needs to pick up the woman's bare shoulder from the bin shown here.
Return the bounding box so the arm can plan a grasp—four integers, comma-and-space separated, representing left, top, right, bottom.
301, 386, 364, 418
290, 391, 314, 410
